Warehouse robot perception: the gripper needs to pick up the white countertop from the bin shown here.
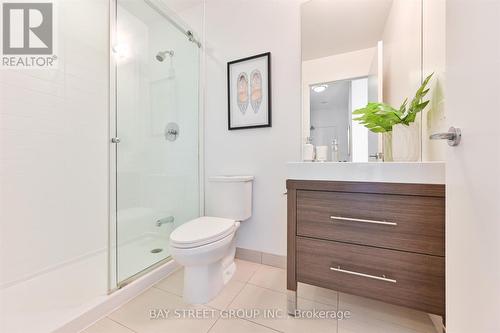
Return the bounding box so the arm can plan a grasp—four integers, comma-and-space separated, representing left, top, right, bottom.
287, 162, 445, 184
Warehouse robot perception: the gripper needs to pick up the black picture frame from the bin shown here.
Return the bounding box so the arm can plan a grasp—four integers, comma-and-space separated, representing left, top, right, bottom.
227, 52, 272, 130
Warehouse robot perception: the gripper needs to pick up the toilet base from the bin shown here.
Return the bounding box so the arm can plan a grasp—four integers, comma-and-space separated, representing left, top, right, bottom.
183, 261, 224, 304
177, 223, 240, 304
182, 258, 236, 304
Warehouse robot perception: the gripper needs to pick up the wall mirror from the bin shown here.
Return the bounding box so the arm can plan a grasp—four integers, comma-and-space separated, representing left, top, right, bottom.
301, 0, 446, 162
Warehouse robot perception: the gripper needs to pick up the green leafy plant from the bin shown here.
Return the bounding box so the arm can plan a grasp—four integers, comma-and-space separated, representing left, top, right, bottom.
352, 73, 433, 133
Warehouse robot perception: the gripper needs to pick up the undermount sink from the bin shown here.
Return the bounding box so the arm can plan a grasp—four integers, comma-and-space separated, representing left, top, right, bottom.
286, 162, 445, 184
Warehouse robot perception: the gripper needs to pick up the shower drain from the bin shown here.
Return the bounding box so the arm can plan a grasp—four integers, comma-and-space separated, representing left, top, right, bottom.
150, 248, 163, 254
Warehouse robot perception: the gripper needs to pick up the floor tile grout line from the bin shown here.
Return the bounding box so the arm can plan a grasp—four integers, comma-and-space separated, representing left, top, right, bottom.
244, 263, 339, 308
106, 316, 141, 333
150, 285, 194, 301
115, 285, 222, 333
337, 292, 436, 331
244, 282, 339, 309
239, 317, 285, 333
245, 281, 287, 294
206, 273, 251, 333
205, 316, 220, 333
204, 312, 284, 333
225, 281, 338, 333
152, 284, 183, 298
236, 306, 339, 333
242, 261, 263, 282
220, 278, 249, 310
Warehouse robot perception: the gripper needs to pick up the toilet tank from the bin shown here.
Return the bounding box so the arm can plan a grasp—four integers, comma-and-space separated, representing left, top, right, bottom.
206, 176, 254, 221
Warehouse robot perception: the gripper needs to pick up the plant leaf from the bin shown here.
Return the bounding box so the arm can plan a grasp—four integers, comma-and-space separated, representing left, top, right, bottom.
352, 73, 434, 132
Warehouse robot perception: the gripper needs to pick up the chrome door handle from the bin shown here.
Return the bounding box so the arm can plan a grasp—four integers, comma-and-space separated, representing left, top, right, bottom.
430, 126, 461, 146
330, 266, 397, 283
330, 216, 397, 226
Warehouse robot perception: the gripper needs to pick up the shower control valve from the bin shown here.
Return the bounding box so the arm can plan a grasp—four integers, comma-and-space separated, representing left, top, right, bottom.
165, 122, 179, 142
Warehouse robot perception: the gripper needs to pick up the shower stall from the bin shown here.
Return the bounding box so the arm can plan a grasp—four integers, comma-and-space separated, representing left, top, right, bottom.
0, 1, 202, 331
110, 0, 202, 288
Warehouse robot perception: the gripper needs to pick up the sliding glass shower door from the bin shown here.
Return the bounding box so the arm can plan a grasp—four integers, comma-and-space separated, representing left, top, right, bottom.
113, 0, 200, 284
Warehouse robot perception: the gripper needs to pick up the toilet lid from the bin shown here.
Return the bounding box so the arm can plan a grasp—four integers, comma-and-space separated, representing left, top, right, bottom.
170, 216, 236, 248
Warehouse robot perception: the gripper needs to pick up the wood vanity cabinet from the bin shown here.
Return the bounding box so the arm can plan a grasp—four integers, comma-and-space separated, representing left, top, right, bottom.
287, 180, 445, 317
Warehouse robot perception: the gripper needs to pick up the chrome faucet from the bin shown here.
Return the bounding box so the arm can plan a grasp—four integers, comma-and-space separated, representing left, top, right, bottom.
369, 152, 384, 161
156, 216, 175, 227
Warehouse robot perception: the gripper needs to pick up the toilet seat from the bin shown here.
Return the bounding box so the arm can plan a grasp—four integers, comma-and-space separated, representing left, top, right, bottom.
170, 216, 236, 249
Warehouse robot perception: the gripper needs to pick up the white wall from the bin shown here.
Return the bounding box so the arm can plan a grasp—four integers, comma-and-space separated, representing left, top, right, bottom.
204, 0, 302, 255
381, 0, 422, 161
382, 0, 422, 109
422, 0, 446, 161
0, 0, 109, 289
382, 0, 445, 162
302, 47, 376, 145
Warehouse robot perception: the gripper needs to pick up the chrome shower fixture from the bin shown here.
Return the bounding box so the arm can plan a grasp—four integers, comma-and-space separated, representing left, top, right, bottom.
156, 50, 174, 62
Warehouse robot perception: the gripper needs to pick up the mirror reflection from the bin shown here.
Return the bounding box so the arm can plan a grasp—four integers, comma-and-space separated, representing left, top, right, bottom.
301, 0, 431, 162
309, 77, 380, 162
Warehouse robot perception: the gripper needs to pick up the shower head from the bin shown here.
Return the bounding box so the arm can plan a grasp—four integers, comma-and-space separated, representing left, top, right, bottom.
156, 50, 174, 62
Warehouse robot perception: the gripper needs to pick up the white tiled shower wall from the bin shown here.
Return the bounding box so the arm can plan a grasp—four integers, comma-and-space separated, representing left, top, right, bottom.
0, 0, 109, 290
0, 0, 109, 331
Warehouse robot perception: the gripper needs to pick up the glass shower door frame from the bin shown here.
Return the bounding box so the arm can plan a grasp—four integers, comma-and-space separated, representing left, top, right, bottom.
108, 0, 118, 292
107, 0, 204, 292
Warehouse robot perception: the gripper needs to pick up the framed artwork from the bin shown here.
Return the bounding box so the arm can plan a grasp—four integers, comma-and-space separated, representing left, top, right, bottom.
227, 52, 271, 130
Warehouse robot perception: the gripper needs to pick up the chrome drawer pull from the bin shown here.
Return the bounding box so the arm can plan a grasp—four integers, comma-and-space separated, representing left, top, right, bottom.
330, 266, 397, 284
329, 216, 398, 226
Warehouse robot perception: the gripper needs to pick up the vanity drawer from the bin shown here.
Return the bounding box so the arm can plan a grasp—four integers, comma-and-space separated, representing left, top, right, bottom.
296, 190, 445, 256
296, 237, 445, 316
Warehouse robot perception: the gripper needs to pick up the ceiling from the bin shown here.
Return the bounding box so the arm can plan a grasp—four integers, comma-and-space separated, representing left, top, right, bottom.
310, 80, 350, 111
301, 0, 393, 61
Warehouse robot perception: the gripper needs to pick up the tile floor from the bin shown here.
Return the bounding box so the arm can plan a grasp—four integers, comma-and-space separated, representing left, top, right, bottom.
82, 260, 437, 333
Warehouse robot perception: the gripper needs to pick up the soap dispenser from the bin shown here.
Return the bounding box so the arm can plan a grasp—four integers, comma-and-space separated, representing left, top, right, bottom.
303, 137, 315, 161
331, 138, 339, 162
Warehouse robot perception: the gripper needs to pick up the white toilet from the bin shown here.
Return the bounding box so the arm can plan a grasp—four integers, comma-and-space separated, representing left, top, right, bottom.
169, 175, 253, 304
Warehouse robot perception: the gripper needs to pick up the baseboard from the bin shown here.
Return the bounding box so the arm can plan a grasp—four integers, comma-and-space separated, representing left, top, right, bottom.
54, 260, 180, 333
235, 247, 286, 269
